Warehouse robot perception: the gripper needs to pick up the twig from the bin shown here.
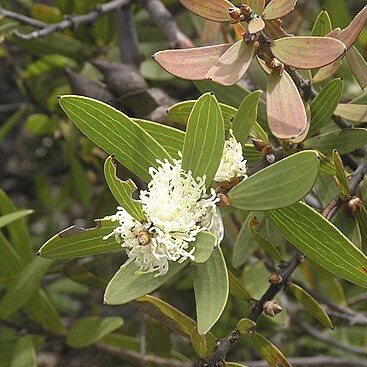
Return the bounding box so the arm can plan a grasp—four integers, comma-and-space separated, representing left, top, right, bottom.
116, 3, 141, 67
243, 356, 367, 367
1, 0, 131, 40
138, 0, 192, 48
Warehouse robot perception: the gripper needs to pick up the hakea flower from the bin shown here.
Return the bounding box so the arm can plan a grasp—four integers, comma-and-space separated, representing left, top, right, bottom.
104, 157, 223, 277
153, 0, 366, 141
214, 129, 247, 183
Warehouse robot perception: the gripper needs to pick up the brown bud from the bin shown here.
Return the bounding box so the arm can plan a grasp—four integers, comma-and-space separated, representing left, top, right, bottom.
228, 7, 241, 21
251, 138, 272, 155
137, 230, 151, 246
217, 193, 230, 206
263, 300, 283, 317
346, 197, 363, 214
268, 272, 282, 284
240, 4, 252, 15
217, 176, 240, 190
266, 58, 284, 75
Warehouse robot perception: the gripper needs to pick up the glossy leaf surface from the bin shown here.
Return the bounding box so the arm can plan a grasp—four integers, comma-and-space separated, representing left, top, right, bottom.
179, 0, 233, 22
262, 0, 296, 20
206, 41, 255, 86
334, 104, 367, 123
272, 36, 345, 69
153, 44, 230, 81
304, 128, 367, 155
38, 219, 120, 259
266, 70, 308, 140
59, 96, 170, 182
182, 93, 225, 187
104, 156, 144, 221
289, 282, 333, 329
194, 247, 229, 335
66, 316, 123, 347
228, 151, 319, 210
309, 78, 343, 136
267, 201, 367, 288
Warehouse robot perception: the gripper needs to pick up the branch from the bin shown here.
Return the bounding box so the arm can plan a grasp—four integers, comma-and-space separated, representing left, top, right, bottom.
1, 0, 131, 40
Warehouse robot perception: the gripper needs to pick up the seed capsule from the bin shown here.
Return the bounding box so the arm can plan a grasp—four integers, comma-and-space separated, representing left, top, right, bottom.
137, 230, 151, 246
263, 300, 283, 317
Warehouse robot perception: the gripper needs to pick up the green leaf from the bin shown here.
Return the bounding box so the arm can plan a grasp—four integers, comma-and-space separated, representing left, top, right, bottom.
104, 260, 187, 305
192, 231, 217, 264
182, 92, 225, 187
10, 336, 36, 367
346, 46, 367, 89
309, 78, 343, 136
0, 210, 33, 230
0, 257, 53, 318
66, 316, 123, 348
59, 95, 171, 182
304, 128, 367, 155
0, 106, 27, 142
334, 103, 367, 124
355, 205, 367, 254
0, 233, 22, 277
70, 157, 92, 205
288, 282, 333, 329
194, 247, 229, 335
104, 156, 145, 221
267, 201, 367, 288
228, 271, 253, 302
232, 90, 262, 145
243, 144, 263, 166
166, 100, 236, 130
333, 150, 350, 197
191, 327, 208, 358
228, 151, 319, 210
133, 118, 184, 159
312, 10, 333, 36
225, 363, 249, 367
250, 332, 292, 367
236, 318, 256, 334
37, 219, 120, 259
135, 295, 216, 348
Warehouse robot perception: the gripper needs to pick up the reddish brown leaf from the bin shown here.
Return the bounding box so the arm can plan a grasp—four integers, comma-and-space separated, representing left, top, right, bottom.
272, 36, 345, 69
206, 41, 255, 85
153, 44, 230, 80
262, 0, 297, 20
243, 0, 265, 15
346, 47, 367, 89
335, 104, 367, 124
337, 4, 367, 49
248, 16, 266, 33
266, 70, 308, 140
326, 28, 341, 38
263, 19, 290, 39
312, 59, 342, 83
179, 0, 233, 22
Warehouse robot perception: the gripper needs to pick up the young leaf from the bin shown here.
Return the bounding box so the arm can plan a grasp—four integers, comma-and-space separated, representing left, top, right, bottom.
10, 336, 37, 367
334, 104, 367, 124
312, 59, 343, 83
0, 257, 53, 318
333, 150, 350, 198
232, 90, 262, 145
37, 219, 121, 259
133, 118, 184, 158
272, 36, 345, 69
288, 282, 333, 329
179, 0, 233, 22
66, 316, 123, 348
309, 78, 343, 136
312, 10, 332, 36
59, 95, 171, 182
205, 41, 255, 86
303, 128, 367, 155
250, 332, 292, 367
228, 151, 319, 210
153, 44, 230, 81
182, 92, 225, 187
167, 100, 236, 129
236, 318, 256, 334
266, 70, 308, 140
0, 210, 33, 230
345, 46, 367, 89
104, 260, 188, 305
262, 0, 296, 20
194, 247, 229, 335
267, 201, 367, 288
104, 156, 145, 221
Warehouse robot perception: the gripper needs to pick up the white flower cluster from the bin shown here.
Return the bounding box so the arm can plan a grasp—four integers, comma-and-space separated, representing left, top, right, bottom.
214, 130, 247, 183
104, 157, 223, 277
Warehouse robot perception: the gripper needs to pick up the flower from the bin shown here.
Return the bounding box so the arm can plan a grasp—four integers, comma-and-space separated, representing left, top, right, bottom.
214, 130, 247, 183
104, 157, 223, 276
